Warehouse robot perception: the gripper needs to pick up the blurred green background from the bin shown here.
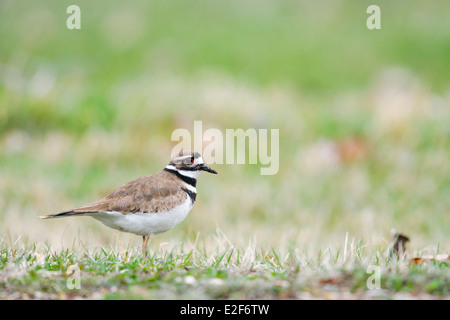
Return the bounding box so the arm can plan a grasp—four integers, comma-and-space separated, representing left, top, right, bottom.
0, 0, 449, 252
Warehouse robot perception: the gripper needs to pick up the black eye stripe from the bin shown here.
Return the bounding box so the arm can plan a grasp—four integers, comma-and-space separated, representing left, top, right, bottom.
164, 168, 197, 187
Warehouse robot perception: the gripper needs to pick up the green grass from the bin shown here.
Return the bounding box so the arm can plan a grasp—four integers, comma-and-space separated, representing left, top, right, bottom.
2, 1, 450, 135
1, 237, 448, 299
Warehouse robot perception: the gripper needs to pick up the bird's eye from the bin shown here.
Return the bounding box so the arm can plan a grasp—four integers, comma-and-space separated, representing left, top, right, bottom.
184, 156, 194, 165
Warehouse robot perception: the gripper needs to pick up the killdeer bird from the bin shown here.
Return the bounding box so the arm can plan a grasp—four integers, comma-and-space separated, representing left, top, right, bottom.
41, 151, 217, 258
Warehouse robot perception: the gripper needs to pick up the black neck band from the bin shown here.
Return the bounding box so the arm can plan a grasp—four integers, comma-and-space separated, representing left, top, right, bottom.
164, 168, 197, 188
181, 187, 197, 204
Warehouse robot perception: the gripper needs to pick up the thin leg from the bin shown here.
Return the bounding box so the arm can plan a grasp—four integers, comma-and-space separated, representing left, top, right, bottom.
142, 235, 150, 259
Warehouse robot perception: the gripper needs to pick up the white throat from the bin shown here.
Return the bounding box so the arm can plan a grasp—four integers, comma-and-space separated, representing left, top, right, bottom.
165, 165, 202, 179
178, 169, 201, 179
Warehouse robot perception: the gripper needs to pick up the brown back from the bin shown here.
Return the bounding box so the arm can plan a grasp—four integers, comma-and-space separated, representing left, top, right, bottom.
68, 170, 187, 214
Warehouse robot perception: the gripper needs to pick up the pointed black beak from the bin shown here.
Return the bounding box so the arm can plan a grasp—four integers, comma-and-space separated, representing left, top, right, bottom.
200, 164, 218, 174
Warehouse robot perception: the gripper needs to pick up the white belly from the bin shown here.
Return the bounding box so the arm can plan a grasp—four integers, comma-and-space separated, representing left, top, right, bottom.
89, 197, 193, 236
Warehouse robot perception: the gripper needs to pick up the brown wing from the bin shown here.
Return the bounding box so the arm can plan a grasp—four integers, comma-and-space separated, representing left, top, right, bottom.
102, 171, 188, 213
41, 171, 187, 218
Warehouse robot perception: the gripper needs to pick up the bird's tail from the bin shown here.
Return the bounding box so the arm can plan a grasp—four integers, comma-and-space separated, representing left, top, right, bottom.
41, 200, 109, 219
40, 210, 89, 219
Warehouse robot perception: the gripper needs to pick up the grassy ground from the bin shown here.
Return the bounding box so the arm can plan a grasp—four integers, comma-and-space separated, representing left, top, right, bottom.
1, 236, 448, 299
1, 0, 449, 299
